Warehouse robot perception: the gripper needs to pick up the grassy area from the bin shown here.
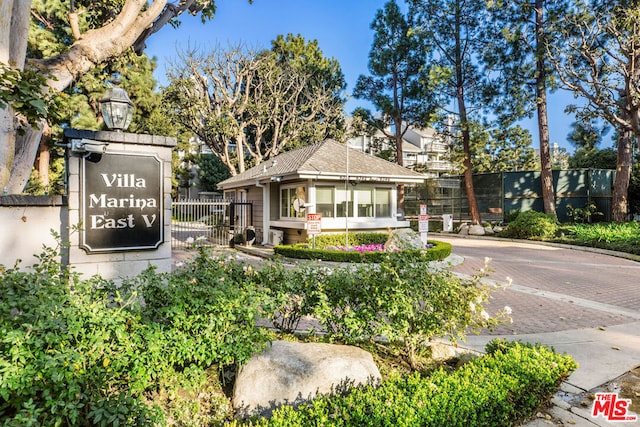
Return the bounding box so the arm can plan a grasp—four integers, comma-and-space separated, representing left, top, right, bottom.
556, 222, 640, 256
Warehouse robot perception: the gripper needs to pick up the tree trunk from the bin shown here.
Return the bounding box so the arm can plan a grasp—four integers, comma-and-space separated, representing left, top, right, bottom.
612, 128, 632, 222
535, 0, 556, 216
0, 109, 15, 192
395, 118, 405, 213
0, 0, 31, 191
458, 91, 480, 224
8, 123, 43, 194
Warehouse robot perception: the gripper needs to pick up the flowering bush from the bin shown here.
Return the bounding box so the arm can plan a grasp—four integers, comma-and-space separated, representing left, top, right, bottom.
334, 243, 387, 252
334, 243, 434, 253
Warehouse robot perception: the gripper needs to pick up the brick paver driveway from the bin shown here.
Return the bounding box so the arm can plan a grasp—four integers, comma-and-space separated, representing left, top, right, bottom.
433, 235, 640, 335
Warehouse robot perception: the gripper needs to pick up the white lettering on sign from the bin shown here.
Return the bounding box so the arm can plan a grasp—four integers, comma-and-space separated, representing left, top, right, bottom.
141, 214, 157, 227
101, 173, 147, 188
89, 193, 157, 210
91, 214, 135, 229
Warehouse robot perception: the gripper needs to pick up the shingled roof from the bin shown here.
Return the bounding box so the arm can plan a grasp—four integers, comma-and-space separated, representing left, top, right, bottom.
217, 139, 425, 189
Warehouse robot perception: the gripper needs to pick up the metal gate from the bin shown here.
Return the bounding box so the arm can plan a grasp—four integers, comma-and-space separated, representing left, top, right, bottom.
171, 198, 231, 250
171, 199, 254, 250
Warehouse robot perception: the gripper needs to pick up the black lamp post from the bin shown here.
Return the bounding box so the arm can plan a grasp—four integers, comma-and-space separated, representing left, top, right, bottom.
99, 78, 134, 131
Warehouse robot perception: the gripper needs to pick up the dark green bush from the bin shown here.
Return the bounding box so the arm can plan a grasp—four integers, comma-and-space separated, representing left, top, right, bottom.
308, 232, 388, 248
235, 341, 577, 426
0, 247, 273, 426
254, 261, 329, 333
274, 240, 452, 263
503, 210, 559, 239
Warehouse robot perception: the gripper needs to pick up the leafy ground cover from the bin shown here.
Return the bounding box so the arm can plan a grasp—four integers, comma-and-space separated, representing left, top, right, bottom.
495, 211, 640, 256
557, 222, 640, 255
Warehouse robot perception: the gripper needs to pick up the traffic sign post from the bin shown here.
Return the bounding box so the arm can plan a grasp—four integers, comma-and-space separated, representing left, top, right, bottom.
307, 213, 322, 248
418, 205, 429, 246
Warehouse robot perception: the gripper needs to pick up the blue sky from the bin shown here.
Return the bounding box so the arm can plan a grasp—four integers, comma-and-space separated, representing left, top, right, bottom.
145, 0, 577, 152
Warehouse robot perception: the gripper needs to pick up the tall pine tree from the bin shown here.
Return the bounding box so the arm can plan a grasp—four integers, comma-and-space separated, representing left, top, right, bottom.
353, 1, 436, 213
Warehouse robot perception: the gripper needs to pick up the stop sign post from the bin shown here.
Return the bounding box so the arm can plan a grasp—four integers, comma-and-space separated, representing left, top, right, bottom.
307, 213, 322, 248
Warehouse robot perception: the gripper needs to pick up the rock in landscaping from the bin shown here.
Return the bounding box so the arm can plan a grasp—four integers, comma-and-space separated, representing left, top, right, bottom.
458, 224, 470, 235
428, 342, 459, 361
484, 226, 495, 235
468, 224, 486, 236
384, 228, 425, 251
233, 340, 381, 418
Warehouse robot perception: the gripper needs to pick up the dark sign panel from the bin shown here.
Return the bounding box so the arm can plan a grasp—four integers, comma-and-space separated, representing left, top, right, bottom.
81, 152, 163, 252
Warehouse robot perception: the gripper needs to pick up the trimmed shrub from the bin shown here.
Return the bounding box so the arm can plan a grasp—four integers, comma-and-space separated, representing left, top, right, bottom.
503, 210, 559, 239
233, 341, 577, 426
274, 240, 452, 263
308, 232, 388, 248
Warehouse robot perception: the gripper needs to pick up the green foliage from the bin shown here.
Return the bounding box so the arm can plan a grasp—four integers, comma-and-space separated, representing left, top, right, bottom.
0, 246, 273, 426
503, 210, 559, 239
560, 222, 640, 255
566, 202, 603, 223
234, 341, 576, 426
569, 148, 617, 169
308, 232, 389, 248
453, 122, 537, 174
315, 254, 509, 369
274, 240, 452, 263
259, 251, 506, 370
254, 261, 329, 334
197, 154, 231, 193
0, 63, 57, 127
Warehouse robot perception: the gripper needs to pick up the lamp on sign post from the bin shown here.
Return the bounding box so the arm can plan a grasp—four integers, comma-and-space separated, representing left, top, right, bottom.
99, 76, 134, 131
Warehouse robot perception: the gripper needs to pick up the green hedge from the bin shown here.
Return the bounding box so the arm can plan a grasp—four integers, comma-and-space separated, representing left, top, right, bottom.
236, 340, 577, 426
274, 240, 452, 263
309, 232, 389, 248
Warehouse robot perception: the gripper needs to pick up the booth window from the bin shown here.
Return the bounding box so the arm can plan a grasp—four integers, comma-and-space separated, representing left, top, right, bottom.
316, 186, 334, 218
356, 187, 374, 217
335, 187, 354, 218
280, 185, 307, 219
375, 187, 392, 217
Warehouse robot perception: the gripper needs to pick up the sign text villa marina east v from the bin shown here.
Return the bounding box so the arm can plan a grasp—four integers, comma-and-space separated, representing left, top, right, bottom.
81, 152, 163, 252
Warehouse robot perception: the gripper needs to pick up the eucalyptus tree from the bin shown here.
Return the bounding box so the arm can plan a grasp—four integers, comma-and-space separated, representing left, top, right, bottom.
408, 0, 490, 224
163, 36, 345, 176
551, 0, 640, 221
1, 0, 232, 193
482, 0, 572, 217
353, 1, 437, 212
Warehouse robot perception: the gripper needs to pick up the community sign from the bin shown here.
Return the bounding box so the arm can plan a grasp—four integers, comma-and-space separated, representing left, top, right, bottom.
80, 152, 163, 252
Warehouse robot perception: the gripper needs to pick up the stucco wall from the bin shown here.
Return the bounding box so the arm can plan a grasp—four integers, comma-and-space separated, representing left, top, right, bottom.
0, 196, 66, 270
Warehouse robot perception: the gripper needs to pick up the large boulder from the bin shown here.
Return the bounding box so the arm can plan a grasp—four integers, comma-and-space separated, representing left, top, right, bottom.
384, 228, 425, 251
233, 340, 381, 418
468, 224, 486, 236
